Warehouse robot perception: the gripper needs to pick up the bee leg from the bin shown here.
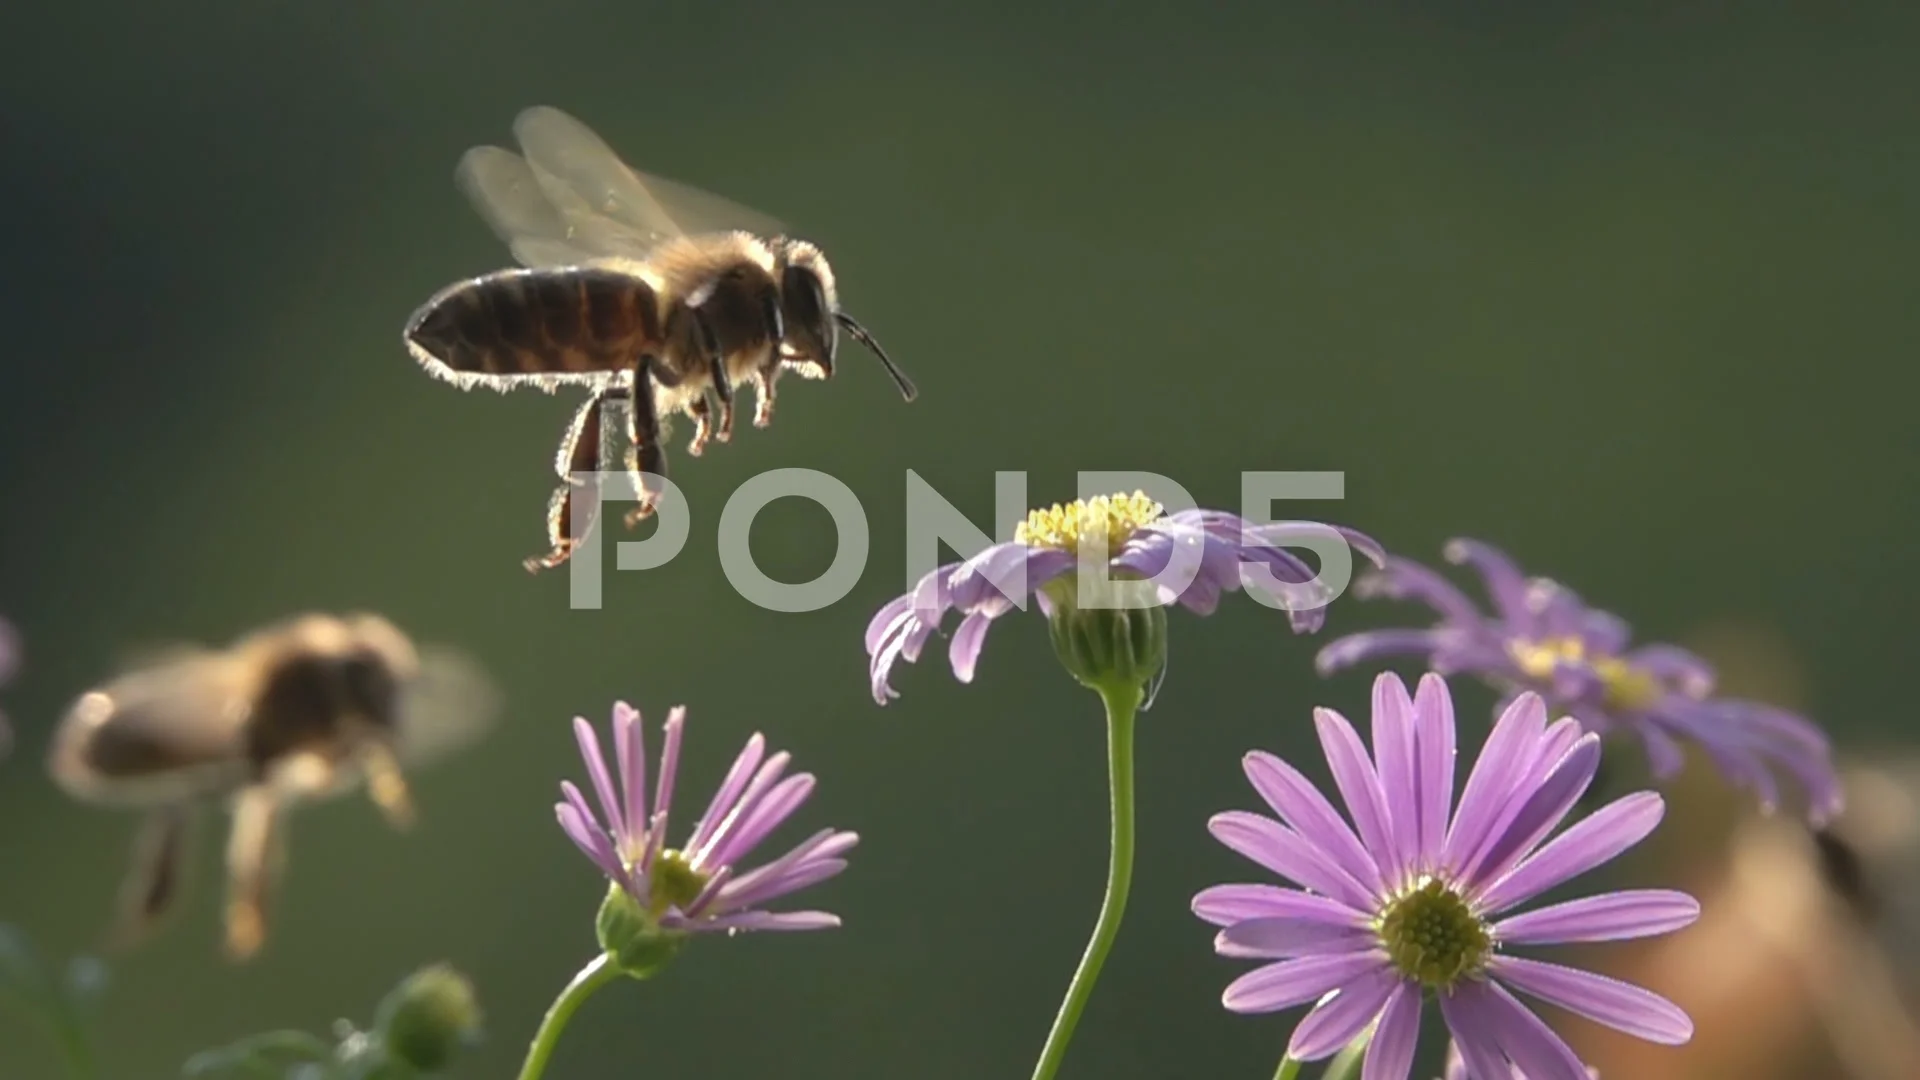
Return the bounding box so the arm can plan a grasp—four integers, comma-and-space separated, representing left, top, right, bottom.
359, 738, 415, 830
526, 387, 626, 574
754, 288, 786, 429
622, 362, 669, 528
223, 784, 285, 961
103, 805, 191, 951
694, 309, 735, 445
684, 395, 714, 458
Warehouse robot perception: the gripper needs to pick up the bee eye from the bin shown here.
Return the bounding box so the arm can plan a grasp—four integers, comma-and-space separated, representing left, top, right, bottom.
781, 265, 834, 364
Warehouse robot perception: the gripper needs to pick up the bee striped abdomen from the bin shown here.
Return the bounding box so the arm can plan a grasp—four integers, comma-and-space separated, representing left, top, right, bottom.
405, 266, 662, 389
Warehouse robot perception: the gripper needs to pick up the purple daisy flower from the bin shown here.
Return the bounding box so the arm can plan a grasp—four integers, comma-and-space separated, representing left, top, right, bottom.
1194, 672, 1697, 1080
1316, 539, 1841, 824
865, 491, 1385, 703
556, 702, 856, 934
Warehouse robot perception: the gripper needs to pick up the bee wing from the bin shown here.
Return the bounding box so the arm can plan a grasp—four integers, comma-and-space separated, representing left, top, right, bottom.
49, 649, 254, 805
455, 146, 647, 268
511, 105, 788, 244
390, 644, 502, 770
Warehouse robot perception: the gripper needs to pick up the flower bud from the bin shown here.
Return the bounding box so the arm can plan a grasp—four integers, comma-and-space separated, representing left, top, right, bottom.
373, 963, 482, 1073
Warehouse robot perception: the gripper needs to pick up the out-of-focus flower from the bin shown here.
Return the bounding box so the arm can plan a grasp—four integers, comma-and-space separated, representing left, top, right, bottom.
865, 492, 1384, 702
1316, 539, 1841, 824
0, 616, 16, 758
555, 703, 854, 975
1195, 673, 1697, 1079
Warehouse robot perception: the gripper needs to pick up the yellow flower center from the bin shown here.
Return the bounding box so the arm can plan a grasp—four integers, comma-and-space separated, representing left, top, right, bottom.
643, 850, 710, 917
1375, 876, 1492, 989
1014, 491, 1165, 557
1508, 636, 1665, 712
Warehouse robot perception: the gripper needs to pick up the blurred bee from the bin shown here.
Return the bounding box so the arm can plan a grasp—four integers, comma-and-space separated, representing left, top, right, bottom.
404, 105, 918, 573
46, 613, 499, 961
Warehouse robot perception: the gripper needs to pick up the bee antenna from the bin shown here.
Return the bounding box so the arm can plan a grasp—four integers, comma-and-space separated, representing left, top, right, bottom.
834, 311, 917, 402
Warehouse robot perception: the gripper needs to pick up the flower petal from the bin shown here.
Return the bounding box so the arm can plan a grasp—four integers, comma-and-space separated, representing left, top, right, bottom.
1494, 889, 1699, 945
1412, 672, 1457, 871
612, 703, 648, 852
555, 799, 620, 882
1448, 979, 1592, 1080
1220, 952, 1388, 1014
1438, 989, 1517, 1080
677, 910, 842, 932
1313, 707, 1398, 880
1493, 955, 1694, 1045
1191, 884, 1371, 929
1286, 966, 1399, 1060
1370, 673, 1421, 880
1443, 539, 1533, 628
1315, 629, 1446, 676
1207, 812, 1375, 911
1216, 916, 1377, 959
1475, 792, 1665, 914
572, 715, 626, 844
684, 732, 765, 855
1362, 982, 1421, 1080
1443, 693, 1548, 874
1458, 733, 1601, 892
947, 611, 996, 684
1243, 751, 1385, 897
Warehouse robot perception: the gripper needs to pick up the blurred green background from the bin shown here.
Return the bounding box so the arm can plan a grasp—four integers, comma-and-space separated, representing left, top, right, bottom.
2, 4, 1917, 1078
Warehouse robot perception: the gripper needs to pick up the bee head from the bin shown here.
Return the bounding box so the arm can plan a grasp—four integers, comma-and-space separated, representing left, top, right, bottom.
775, 239, 916, 402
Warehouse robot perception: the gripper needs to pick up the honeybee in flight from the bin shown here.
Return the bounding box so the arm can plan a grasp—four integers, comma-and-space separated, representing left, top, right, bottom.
404, 105, 918, 573
46, 613, 498, 960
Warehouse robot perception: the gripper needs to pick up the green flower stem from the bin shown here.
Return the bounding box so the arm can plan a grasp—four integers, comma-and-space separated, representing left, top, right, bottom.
1320, 1035, 1368, 1080
1272, 1056, 1302, 1080
515, 954, 620, 1080
1028, 680, 1143, 1080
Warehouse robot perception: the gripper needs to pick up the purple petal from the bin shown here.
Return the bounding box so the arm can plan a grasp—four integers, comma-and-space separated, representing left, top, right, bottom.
675, 910, 842, 932
1191, 884, 1371, 929
1286, 966, 1399, 1060
947, 541, 1040, 612
1495, 889, 1699, 944
612, 703, 648, 852
1442, 694, 1549, 876
1216, 916, 1376, 959
1315, 629, 1447, 676
1313, 708, 1398, 883
1448, 980, 1591, 1080
555, 800, 621, 883
1443, 539, 1534, 628
1353, 557, 1486, 626
685, 733, 767, 854
697, 751, 793, 866
1208, 812, 1375, 911
1625, 644, 1717, 697
1459, 734, 1602, 892
707, 772, 814, 868
654, 707, 686, 837
572, 716, 626, 844
1438, 990, 1516, 1080
1243, 751, 1385, 897
1639, 724, 1686, 780
947, 611, 996, 684
1492, 956, 1694, 1045
719, 857, 850, 912
1362, 982, 1421, 1080
1220, 952, 1388, 1014
1474, 792, 1665, 914
1370, 673, 1421, 880
1412, 673, 1457, 872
